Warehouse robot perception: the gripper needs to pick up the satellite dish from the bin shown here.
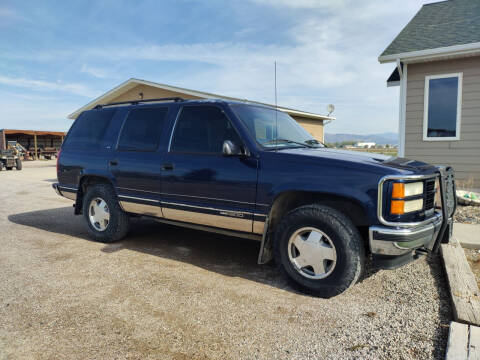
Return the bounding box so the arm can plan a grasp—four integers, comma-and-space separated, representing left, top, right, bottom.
327, 104, 335, 116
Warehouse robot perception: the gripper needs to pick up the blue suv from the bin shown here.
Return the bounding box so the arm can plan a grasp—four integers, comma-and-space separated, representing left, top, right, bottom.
53, 97, 456, 297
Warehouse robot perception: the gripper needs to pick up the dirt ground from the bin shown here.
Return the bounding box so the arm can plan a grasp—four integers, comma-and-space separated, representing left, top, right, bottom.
0, 161, 451, 359
454, 205, 480, 225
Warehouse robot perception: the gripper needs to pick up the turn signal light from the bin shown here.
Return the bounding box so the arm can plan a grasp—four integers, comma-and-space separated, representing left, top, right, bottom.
392, 183, 405, 198
390, 200, 405, 215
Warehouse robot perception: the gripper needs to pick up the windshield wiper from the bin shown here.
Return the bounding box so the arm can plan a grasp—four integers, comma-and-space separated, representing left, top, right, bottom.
263, 138, 314, 148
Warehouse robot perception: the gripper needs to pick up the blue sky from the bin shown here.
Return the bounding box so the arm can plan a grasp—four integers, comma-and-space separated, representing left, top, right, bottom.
0, 0, 436, 134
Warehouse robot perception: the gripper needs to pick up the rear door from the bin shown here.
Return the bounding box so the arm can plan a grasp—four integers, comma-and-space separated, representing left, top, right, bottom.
110, 106, 168, 217
160, 105, 258, 233
59, 108, 116, 191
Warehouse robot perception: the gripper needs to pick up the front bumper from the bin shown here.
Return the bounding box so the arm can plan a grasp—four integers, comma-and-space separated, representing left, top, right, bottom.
369, 212, 443, 257
370, 166, 456, 269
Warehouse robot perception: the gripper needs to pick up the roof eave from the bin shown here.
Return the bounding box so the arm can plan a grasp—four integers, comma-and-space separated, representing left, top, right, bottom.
68, 78, 139, 119
378, 41, 480, 64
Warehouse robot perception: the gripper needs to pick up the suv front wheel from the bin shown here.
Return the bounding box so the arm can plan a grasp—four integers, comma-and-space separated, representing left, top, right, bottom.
274, 204, 364, 298
82, 184, 130, 242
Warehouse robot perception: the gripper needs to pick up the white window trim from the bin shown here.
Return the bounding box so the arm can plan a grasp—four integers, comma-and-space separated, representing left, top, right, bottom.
423, 72, 462, 141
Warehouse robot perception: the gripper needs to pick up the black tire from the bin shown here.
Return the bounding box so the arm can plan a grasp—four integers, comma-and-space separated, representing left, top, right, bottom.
6, 167, 13, 171
274, 204, 365, 298
82, 184, 130, 243
16, 158, 22, 170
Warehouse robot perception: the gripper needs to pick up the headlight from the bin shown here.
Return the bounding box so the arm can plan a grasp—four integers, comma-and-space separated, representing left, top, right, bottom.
392, 181, 424, 198
390, 181, 424, 215
390, 198, 424, 215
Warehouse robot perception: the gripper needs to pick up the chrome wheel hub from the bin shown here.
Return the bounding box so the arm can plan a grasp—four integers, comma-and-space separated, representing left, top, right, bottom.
89, 198, 110, 232
287, 227, 337, 279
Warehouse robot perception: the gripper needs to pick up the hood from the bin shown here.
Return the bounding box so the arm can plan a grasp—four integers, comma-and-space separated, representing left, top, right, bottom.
277, 147, 437, 174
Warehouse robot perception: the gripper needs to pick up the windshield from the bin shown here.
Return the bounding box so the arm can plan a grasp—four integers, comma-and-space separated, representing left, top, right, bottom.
231, 104, 323, 149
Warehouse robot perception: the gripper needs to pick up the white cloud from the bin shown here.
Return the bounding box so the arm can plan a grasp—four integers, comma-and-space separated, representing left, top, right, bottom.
80, 64, 110, 79
0, 97, 75, 131
0, 75, 94, 97
0, 6, 18, 19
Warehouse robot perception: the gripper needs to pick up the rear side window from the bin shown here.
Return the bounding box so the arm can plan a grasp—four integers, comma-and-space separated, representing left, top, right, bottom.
64, 109, 115, 150
117, 107, 168, 152
170, 106, 242, 154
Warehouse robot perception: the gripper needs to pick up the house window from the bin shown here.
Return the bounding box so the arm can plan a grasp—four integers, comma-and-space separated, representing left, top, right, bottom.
423, 73, 462, 141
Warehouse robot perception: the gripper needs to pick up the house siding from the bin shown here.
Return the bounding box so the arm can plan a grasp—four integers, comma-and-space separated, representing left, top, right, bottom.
291, 116, 324, 142
109, 84, 202, 103
405, 56, 480, 188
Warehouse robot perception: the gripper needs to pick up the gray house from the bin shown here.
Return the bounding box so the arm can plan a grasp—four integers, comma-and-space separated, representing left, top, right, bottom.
379, 0, 480, 188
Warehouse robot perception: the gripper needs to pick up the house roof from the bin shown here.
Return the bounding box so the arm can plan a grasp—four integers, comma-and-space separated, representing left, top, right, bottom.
68, 78, 335, 122
379, 0, 480, 63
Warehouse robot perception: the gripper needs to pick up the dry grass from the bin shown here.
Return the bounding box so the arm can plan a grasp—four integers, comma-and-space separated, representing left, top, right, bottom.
348, 148, 398, 156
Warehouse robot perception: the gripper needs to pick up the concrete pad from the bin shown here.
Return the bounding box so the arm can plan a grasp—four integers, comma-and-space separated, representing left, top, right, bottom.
453, 223, 480, 250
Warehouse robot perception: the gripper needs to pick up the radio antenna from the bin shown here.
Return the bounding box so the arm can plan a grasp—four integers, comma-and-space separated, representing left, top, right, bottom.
274, 61, 278, 151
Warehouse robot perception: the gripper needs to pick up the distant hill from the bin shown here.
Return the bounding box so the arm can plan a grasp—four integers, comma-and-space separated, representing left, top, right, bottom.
325, 132, 398, 145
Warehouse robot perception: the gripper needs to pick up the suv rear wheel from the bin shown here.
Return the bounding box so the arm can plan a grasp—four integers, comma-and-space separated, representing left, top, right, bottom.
82, 184, 130, 242
274, 204, 364, 298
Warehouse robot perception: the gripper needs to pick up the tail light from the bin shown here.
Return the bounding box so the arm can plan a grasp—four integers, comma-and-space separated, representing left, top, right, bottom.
56, 149, 61, 174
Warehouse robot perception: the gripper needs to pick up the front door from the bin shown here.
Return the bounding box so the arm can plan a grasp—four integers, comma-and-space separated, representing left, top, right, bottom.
161, 105, 258, 233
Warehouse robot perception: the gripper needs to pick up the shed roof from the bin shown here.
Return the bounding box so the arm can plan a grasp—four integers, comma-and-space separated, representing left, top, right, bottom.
68, 78, 335, 122
379, 0, 480, 62
1, 129, 66, 136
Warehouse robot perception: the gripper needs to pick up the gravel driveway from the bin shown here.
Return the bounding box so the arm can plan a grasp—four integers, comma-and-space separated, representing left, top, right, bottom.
0, 161, 451, 359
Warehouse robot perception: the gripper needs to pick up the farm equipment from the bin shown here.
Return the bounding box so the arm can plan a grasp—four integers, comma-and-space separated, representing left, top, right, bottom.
27, 145, 59, 160
42, 147, 59, 159
0, 149, 22, 171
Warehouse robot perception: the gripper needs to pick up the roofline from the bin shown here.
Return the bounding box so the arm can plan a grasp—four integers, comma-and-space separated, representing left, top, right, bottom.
1, 129, 66, 136
378, 41, 480, 64
68, 78, 335, 122
68, 78, 137, 119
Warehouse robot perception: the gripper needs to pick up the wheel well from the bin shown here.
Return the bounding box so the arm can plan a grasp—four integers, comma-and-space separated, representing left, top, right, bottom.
74, 175, 114, 215
268, 191, 369, 233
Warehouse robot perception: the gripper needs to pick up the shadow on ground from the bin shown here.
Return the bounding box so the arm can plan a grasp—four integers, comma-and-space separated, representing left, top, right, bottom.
8, 206, 290, 292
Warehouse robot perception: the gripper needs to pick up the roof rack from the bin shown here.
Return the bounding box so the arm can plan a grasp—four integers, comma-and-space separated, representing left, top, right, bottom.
94, 97, 184, 109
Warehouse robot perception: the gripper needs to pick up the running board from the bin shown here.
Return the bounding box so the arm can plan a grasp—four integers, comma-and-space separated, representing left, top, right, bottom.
151, 217, 262, 242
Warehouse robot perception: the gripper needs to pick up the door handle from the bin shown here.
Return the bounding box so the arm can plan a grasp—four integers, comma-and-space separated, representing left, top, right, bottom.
162, 163, 174, 171
109, 160, 118, 166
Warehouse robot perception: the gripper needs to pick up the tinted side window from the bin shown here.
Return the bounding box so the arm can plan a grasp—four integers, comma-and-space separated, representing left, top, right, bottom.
117, 107, 168, 152
64, 109, 115, 149
170, 106, 242, 154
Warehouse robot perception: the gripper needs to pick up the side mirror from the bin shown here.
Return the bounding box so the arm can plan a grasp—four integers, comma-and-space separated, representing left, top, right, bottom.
222, 140, 241, 156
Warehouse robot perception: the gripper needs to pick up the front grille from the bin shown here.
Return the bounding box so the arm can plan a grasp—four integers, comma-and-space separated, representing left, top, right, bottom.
424, 179, 436, 211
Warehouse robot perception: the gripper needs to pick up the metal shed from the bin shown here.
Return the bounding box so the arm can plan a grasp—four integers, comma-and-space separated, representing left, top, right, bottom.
0, 129, 66, 160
